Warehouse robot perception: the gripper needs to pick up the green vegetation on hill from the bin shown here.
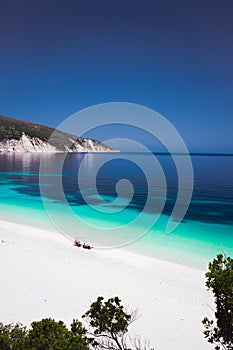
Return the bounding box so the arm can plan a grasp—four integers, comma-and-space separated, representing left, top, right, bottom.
0, 115, 92, 151
0, 115, 55, 142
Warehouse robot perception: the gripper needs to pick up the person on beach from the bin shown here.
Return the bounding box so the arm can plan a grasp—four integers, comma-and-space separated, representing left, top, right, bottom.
74, 240, 92, 249
74, 240, 81, 247
83, 242, 91, 249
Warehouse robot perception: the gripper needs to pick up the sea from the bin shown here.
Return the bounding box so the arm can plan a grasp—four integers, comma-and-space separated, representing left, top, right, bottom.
0, 152, 232, 269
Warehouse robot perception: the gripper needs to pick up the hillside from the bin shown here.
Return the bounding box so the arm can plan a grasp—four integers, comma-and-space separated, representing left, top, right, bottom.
0, 115, 56, 141
0, 115, 117, 153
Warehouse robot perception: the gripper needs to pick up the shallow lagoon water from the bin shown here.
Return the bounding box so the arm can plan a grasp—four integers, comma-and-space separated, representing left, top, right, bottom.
0, 152, 232, 268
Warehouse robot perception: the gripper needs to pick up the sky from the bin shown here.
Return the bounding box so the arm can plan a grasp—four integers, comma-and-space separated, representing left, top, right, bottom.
0, 0, 232, 152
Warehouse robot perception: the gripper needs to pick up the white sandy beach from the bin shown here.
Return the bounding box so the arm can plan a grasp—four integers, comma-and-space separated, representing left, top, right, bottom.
0, 219, 214, 350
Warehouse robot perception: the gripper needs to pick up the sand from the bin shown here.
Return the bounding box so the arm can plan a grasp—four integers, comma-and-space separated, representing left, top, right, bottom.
0, 219, 214, 350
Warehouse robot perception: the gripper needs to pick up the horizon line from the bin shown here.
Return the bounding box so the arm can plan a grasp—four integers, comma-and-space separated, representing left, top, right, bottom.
119, 151, 233, 156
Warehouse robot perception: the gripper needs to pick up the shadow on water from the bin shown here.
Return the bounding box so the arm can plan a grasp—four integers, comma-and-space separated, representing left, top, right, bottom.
7, 178, 233, 226
0, 153, 233, 227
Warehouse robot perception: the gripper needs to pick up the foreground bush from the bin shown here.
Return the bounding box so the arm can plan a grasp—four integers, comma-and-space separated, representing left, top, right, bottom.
0, 322, 27, 350
203, 254, 233, 350
0, 297, 153, 350
0, 318, 90, 350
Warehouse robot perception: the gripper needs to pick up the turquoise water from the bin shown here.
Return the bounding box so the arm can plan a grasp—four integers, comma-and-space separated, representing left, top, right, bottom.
0, 152, 232, 268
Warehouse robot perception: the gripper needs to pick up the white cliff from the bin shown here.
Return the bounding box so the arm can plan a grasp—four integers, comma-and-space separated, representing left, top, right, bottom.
0, 133, 118, 153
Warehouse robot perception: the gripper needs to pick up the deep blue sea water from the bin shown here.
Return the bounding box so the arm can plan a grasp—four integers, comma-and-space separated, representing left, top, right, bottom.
0, 152, 232, 268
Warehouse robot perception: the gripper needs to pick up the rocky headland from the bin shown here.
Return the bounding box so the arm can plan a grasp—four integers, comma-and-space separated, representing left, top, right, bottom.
0, 115, 118, 153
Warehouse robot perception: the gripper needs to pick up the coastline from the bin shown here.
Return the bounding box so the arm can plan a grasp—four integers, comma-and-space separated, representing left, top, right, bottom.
0, 218, 214, 349
0, 198, 231, 270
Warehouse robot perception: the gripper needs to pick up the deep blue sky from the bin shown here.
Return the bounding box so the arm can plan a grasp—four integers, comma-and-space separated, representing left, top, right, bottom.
0, 0, 232, 152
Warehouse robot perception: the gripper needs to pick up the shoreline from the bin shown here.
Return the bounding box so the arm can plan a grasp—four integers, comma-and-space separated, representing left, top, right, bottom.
0, 218, 214, 349
0, 201, 230, 270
